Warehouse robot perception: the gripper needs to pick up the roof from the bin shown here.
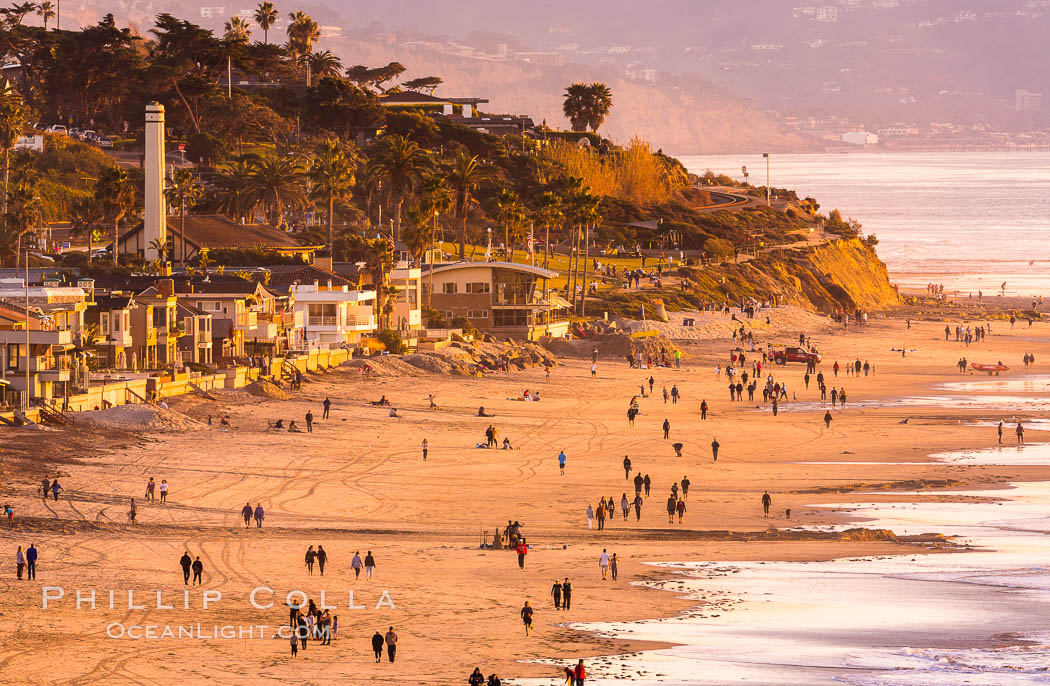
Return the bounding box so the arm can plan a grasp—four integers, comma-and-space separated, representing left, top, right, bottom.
122, 215, 314, 252
259, 265, 356, 295
380, 91, 451, 105
91, 295, 134, 310
176, 300, 211, 316
423, 261, 558, 279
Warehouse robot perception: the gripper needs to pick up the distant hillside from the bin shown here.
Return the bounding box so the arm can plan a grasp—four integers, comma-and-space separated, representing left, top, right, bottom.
327, 40, 812, 154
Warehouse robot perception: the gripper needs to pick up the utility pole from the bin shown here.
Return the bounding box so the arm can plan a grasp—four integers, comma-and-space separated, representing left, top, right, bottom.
227, 56, 233, 99
763, 153, 771, 206
25, 253, 30, 408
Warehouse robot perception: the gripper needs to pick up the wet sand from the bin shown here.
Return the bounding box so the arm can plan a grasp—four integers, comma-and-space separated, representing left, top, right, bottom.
2, 313, 1050, 683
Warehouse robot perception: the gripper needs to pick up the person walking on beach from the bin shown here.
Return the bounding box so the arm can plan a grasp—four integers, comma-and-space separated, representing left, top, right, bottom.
180, 551, 192, 584
41, 476, 49, 500
191, 556, 203, 585
662, 418, 670, 439
648, 376, 655, 394
620, 493, 630, 520
384, 626, 398, 662
351, 551, 363, 579
422, 438, 428, 461
676, 498, 686, 523
700, 399, 708, 420
643, 474, 651, 497
145, 477, 156, 502
711, 438, 720, 462
586, 504, 594, 529
50, 479, 61, 502
128, 497, 137, 524
16, 545, 24, 580
551, 579, 562, 609
666, 494, 677, 524
305, 546, 316, 574
316, 545, 328, 576
241, 502, 252, 527
371, 630, 384, 662
159, 479, 168, 504
574, 659, 586, 686
520, 601, 534, 635
322, 397, 331, 419
610, 553, 619, 581
1017, 422, 1025, 445
365, 551, 376, 579
634, 472, 644, 495
516, 538, 528, 568
253, 503, 265, 528
305, 410, 313, 433
559, 450, 566, 475
681, 476, 691, 500
623, 455, 632, 480
671, 385, 680, 404
633, 493, 643, 521
762, 491, 772, 517
998, 421, 1004, 444
599, 549, 610, 580
596, 502, 606, 531
824, 411, 833, 429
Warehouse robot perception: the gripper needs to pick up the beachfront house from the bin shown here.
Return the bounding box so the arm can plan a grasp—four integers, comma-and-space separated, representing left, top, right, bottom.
85, 295, 134, 369
287, 281, 377, 349
422, 262, 570, 340
175, 300, 214, 366
0, 301, 78, 407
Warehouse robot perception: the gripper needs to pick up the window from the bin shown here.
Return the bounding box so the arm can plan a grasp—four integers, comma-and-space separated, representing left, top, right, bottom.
307, 303, 337, 326
466, 282, 490, 294
6, 343, 21, 370
196, 301, 222, 312
493, 309, 530, 328
442, 282, 458, 294
444, 311, 454, 320
467, 310, 489, 320
101, 313, 109, 335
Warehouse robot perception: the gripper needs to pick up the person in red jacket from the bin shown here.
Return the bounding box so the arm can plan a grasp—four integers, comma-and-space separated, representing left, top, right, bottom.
516, 538, 528, 569
574, 659, 586, 685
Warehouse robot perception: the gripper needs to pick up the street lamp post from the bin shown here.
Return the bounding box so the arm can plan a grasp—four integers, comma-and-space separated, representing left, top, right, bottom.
762, 153, 771, 206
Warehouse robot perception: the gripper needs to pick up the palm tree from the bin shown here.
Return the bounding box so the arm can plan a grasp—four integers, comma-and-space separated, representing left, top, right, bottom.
95, 167, 136, 266
444, 152, 488, 261
307, 138, 357, 258
71, 195, 104, 261
494, 189, 526, 263
287, 11, 320, 85
165, 168, 203, 266
562, 82, 614, 133
532, 191, 563, 270
5, 179, 41, 268
366, 238, 395, 330
254, 2, 278, 44
576, 194, 602, 316
417, 175, 452, 309
37, 0, 54, 29
367, 134, 429, 242
210, 157, 255, 222
224, 16, 252, 42
0, 87, 25, 220
305, 50, 342, 80
242, 155, 308, 227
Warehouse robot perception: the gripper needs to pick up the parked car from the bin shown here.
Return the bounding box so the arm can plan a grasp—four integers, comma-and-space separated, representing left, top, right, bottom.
773, 346, 822, 365
46, 124, 67, 134
79, 130, 96, 141
97, 136, 114, 148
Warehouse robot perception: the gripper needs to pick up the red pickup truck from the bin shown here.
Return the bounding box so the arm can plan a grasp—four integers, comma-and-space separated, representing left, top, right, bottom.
773, 346, 822, 365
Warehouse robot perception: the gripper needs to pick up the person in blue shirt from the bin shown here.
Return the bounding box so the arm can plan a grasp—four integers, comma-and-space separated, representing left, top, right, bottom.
558, 451, 566, 475
26, 543, 37, 579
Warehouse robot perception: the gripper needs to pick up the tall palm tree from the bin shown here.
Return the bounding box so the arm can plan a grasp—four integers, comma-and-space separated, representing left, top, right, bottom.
307, 138, 357, 258
367, 134, 429, 242
576, 194, 602, 316
254, 2, 278, 44
95, 167, 136, 266
494, 189, 526, 264
37, 0, 54, 29
165, 168, 203, 266
287, 11, 320, 85
6, 179, 41, 268
0, 87, 25, 220
305, 50, 342, 80
224, 16, 252, 42
242, 155, 308, 227
417, 175, 452, 308
532, 191, 563, 270
444, 152, 488, 261
366, 238, 395, 330
71, 195, 104, 261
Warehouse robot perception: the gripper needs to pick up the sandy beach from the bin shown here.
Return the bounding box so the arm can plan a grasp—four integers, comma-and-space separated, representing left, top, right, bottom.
2, 305, 1049, 684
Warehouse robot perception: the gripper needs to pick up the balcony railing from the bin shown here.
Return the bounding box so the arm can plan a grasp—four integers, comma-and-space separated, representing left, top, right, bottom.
308, 315, 338, 326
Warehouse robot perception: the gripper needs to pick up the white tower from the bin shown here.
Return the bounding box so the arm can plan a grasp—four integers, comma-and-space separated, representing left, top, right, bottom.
144, 102, 167, 261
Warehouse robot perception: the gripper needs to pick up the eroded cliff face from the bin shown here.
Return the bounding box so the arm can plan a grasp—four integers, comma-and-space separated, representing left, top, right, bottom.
325, 41, 811, 153
680, 239, 900, 313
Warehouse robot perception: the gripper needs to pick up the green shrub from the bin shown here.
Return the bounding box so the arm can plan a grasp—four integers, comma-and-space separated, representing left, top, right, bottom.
377, 329, 407, 354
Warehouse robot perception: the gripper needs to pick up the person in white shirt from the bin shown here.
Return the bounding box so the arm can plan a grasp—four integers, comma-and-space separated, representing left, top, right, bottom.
599, 549, 610, 580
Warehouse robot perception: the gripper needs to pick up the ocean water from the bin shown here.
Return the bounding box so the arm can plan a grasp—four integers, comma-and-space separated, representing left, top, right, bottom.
520, 482, 1050, 685
679, 152, 1050, 296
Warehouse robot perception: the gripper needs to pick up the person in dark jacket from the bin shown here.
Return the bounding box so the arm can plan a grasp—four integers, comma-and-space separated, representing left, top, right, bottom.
469, 668, 485, 685
561, 578, 572, 610
305, 546, 316, 574
191, 556, 203, 585
253, 504, 264, 528
179, 551, 192, 584
241, 502, 252, 527
371, 630, 384, 662
551, 579, 562, 609
316, 545, 328, 576
26, 543, 37, 580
